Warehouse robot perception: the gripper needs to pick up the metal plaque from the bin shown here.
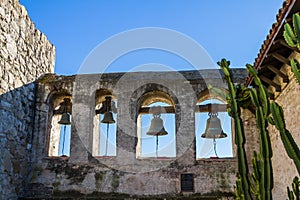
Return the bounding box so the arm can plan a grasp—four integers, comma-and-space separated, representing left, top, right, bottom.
180, 173, 194, 192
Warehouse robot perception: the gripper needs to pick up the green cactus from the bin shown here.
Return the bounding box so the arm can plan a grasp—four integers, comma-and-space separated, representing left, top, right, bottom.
283, 13, 300, 199
284, 13, 300, 84
235, 174, 245, 200
217, 59, 252, 200
270, 102, 300, 174
283, 13, 300, 50
249, 90, 273, 200
291, 59, 300, 85
251, 151, 262, 200
287, 176, 300, 200
214, 61, 276, 199
215, 60, 300, 199
246, 64, 270, 116
247, 64, 273, 200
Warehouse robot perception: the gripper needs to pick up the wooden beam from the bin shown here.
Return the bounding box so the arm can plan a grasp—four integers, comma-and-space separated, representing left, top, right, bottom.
269, 92, 275, 100
139, 106, 174, 114
138, 103, 228, 114
270, 53, 290, 65
196, 103, 228, 112
259, 75, 281, 92
265, 65, 289, 82
276, 39, 299, 51
285, 17, 292, 23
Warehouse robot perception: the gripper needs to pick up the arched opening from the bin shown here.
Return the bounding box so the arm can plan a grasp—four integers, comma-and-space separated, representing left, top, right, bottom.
93, 89, 117, 157
136, 91, 176, 159
195, 98, 233, 159
48, 97, 72, 157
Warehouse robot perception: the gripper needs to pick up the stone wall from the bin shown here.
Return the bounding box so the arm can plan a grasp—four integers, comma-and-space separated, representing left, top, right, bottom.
0, 0, 55, 198
25, 69, 257, 199
269, 52, 300, 199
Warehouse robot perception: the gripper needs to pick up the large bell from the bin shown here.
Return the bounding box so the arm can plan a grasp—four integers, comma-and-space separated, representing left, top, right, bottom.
58, 112, 71, 125
201, 113, 227, 139
147, 117, 168, 136
101, 111, 115, 124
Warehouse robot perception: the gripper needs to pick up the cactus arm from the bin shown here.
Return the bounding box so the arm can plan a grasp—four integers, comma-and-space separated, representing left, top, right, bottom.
288, 186, 295, 200
293, 13, 300, 46
283, 13, 300, 50
292, 177, 300, 200
218, 59, 252, 200
287, 177, 300, 200
252, 102, 273, 200
248, 65, 273, 200
270, 102, 300, 174
251, 151, 262, 200
235, 175, 244, 200
291, 59, 300, 85
284, 23, 297, 48
246, 64, 270, 116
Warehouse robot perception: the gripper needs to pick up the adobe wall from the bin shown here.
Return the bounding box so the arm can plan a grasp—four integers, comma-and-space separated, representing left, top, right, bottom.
269, 52, 300, 199
25, 69, 259, 199
0, 0, 55, 198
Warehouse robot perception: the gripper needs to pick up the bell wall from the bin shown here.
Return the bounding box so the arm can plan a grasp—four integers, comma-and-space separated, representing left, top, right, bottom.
25, 69, 259, 199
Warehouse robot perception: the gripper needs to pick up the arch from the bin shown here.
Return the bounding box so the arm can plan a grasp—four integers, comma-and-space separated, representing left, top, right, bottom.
132, 84, 177, 159
95, 89, 117, 106
93, 88, 118, 157
130, 83, 179, 120
47, 92, 72, 157
195, 91, 233, 159
197, 88, 228, 104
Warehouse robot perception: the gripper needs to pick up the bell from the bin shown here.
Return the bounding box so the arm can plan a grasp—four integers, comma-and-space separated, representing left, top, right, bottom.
201, 113, 227, 139
58, 112, 71, 125
147, 117, 168, 136
101, 111, 115, 124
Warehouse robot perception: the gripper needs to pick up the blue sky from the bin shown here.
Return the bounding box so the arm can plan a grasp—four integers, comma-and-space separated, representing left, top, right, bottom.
20, 0, 283, 75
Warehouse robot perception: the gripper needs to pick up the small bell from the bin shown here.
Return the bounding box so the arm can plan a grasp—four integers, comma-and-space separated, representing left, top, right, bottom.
147, 115, 168, 136
101, 111, 115, 124
201, 112, 227, 139
58, 112, 71, 125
